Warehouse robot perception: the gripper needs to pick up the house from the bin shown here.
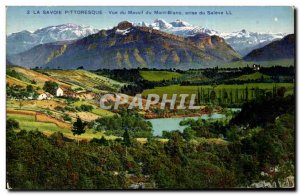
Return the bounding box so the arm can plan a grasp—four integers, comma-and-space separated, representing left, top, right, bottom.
56, 87, 64, 97
37, 92, 53, 100
253, 64, 261, 71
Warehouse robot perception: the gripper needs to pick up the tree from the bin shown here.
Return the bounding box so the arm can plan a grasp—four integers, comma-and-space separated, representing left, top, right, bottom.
273, 85, 277, 98
7, 118, 19, 131
72, 117, 87, 145
245, 86, 249, 101
183, 128, 196, 141
210, 90, 216, 104
43, 81, 58, 96
122, 129, 131, 147
19, 100, 23, 109
164, 132, 186, 165
235, 88, 239, 103
226, 126, 242, 142
79, 104, 93, 112
165, 131, 183, 157
122, 129, 132, 158
277, 87, 287, 98
207, 88, 210, 103
26, 85, 34, 93
197, 87, 201, 105
223, 90, 228, 104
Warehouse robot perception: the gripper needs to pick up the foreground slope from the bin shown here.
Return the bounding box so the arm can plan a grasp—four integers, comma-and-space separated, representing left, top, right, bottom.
6, 65, 124, 93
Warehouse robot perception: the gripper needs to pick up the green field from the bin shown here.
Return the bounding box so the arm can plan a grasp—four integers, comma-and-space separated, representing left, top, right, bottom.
7, 114, 69, 133
233, 72, 271, 81
72, 100, 115, 117
7, 113, 117, 140
142, 83, 294, 102
140, 70, 183, 81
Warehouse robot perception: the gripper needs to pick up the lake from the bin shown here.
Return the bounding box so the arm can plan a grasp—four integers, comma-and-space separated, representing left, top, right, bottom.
147, 109, 241, 136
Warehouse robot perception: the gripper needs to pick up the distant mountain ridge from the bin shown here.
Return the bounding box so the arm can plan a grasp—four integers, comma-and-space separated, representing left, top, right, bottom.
7, 23, 99, 55
134, 19, 287, 56
8, 21, 241, 70
243, 34, 295, 61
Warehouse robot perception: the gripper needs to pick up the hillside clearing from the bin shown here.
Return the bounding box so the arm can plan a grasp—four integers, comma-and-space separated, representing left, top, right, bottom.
7, 66, 71, 88
38, 69, 124, 92
140, 70, 183, 81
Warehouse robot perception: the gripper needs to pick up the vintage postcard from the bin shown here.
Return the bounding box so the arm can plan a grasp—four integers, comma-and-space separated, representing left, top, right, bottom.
6, 6, 295, 190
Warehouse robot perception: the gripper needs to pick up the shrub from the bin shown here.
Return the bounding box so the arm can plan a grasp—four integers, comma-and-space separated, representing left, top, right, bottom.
65, 106, 76, 112
7, 118, 19, 131
55, 106, 65, 112
63, 114, 72, 122
80, 104, 93, 112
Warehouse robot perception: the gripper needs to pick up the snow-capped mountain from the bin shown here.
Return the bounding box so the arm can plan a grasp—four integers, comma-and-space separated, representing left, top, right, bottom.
7, 23, 99, 55
170, 19, 191, 27
220, 29, 286, 56
149, 19, 173, 30
135, 19, 287, 56
135, 19, 219, 37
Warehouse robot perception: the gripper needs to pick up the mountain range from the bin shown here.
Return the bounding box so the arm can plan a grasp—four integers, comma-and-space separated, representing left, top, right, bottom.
7, 20, 294, 70
8, 21, 241, 70
7, 23, 99, 55
134, 19, 287, 56
7, 19, 287, 57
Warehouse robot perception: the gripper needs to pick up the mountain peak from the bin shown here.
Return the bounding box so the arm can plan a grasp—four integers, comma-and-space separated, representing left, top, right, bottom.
135, 21, 148, 27
240, 29, 247, 34
170, 19, 191, 27
153, 18, 167, 23
18, 30, 33, 34
57, 23, 80, 28
150, 19, 172, 29
116, 21, 133, 30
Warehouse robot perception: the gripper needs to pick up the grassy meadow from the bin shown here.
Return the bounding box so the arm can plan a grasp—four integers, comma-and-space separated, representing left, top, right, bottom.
140, 70, 183, 81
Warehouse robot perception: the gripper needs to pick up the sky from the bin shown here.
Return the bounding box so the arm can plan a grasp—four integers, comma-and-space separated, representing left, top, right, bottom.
6, 6, 294, 35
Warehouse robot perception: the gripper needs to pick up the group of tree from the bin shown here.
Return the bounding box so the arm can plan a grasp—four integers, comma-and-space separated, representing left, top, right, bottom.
6, 93, 295, 189
43, 81, 58, 96
6, 123, 237, 189
181, 66, 295, 86
90, 109, 153, 138
194, 85, 288, 107
6, 83, 38, 99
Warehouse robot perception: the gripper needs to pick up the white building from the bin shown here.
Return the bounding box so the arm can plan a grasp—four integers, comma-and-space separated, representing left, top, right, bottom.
56, 87, 64, 97
37, 92, 53, 100
253, 64, 261, 71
